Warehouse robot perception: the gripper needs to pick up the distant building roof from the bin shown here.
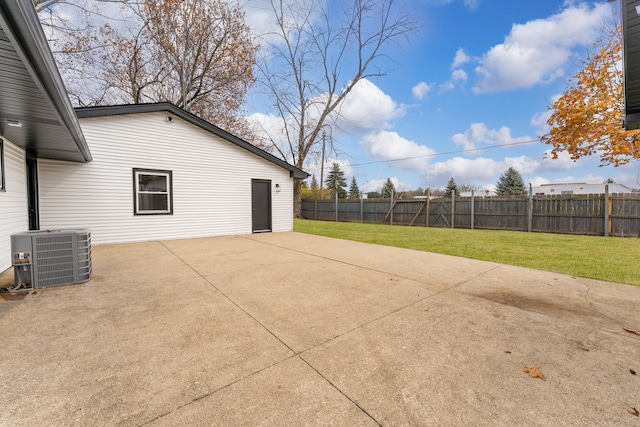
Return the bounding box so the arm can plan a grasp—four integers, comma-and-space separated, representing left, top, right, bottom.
532, 183, 632, 195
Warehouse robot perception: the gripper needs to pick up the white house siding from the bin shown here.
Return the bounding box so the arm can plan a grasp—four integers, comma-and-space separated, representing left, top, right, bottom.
38, 112, 294, 245
0, 140, 28, 272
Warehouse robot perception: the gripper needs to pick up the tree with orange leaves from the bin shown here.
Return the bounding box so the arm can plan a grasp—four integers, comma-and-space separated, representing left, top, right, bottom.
541, 24, 640, 166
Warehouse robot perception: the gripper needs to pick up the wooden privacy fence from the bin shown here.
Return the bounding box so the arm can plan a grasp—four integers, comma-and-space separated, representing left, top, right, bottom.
301, 191, 640, 237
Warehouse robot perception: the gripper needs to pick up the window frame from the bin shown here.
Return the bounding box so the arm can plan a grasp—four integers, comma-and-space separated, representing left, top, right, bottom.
0, 139, 5, 192
133, 168, 173, 215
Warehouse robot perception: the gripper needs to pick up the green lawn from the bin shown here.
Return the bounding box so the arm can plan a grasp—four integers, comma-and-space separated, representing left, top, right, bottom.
294, 219, 640, 286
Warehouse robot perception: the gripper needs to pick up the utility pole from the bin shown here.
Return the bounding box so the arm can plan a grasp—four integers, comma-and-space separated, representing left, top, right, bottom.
319, 130, 326, 199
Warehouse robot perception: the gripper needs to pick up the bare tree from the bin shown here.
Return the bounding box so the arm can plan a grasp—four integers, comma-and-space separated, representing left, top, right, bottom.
255, 0, 420, 215
459, 183, 481, 193
34, 0, 125, 13
37, 0, 258, 137
35, 0, 130, 34
140, 0, 257, 133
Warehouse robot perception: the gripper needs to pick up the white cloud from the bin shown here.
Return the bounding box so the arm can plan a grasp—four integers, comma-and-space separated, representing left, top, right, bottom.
451, 48, 471, 69
534, 172, 608, 186
529, 176, 551, 187
421, 157, 543, 189
540, 149, 579, 171
451, 69, 468, 82
420, 150, 580, 188
248, 78, 404, 163
464, 0, 479, 9
611, 169, 640, 189
304, 158, 355, 183
364, 177, 412, 193
473, 3, 610, 93
439, 81, 455, 93
530, 110, 552, 131
243, 4, 278, 41
451, 122, 533, 152
246, 111, 289, 151
439, 69, 469, 93
500, 156, 540, 175
242, 0, 323, 47
335, 79, 405, 133
359, 131, 436, 171
412, 82, 433, 100
424, 157, 500, 184
530, 94, 561, 132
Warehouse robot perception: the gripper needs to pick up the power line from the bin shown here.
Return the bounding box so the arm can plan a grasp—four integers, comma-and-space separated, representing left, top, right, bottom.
350, 138, 542, 167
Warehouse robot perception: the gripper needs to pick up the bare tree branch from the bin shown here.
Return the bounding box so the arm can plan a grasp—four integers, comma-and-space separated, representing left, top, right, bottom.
36, 0, 258, 137
256, 0, 419, 215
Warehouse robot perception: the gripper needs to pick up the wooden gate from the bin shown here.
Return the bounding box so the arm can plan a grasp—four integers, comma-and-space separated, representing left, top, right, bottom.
430, 200, 450, 227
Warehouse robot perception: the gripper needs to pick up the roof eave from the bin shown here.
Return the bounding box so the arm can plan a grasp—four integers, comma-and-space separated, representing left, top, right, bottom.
0, 0, 91, 162
622, 0, 640, 131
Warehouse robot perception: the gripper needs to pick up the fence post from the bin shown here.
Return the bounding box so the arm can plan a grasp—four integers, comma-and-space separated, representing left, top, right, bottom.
451, 192, 455, 229
426, 189, 430, 227
390, 189, 394, 226
361, 196, 364, 223
470, 190, 475, 230
314, 200, 317, 220
335, 192, 338, 222
527, 183, 533, 232
604, 184, 610, 237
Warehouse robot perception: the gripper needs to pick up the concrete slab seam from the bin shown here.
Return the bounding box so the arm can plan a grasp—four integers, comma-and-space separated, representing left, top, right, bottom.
154, 237, 640, 425
240, 234, 501, 291
293, 263, 504, 361
137, 353, 301, 426
155, 238, 502, 425
297, 355, 383, 427
150, 240, 390, 425
133, 242, 305, 425
151, 240, 410, 427
156, 238, 422, 425
158, 241, 297, 354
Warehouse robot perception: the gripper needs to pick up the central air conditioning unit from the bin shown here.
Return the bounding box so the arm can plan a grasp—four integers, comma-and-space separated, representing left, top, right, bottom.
9, 229, 92, 290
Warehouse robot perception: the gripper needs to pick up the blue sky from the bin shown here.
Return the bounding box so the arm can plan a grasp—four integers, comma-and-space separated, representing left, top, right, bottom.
43, 0, 638, 192
246, 0, 640, 193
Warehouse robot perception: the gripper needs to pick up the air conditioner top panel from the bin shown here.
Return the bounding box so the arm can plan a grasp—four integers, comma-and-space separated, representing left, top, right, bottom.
12, 229, 90, 237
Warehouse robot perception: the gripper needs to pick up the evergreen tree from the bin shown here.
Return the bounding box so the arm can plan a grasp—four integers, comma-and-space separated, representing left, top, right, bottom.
381, 178, 396, 198
444, 177, 459, 197
324, 163, 348, 198
348, 177, 360, 199
310, 174, 319, 190
495, 167, 526, 195
302, 174, 320, 199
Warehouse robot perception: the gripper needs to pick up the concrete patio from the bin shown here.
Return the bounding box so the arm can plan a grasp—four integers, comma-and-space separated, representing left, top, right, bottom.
1, 232, 639, 426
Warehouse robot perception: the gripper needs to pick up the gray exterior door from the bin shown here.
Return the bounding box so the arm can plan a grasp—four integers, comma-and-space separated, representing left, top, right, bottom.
251, 179, 271, 233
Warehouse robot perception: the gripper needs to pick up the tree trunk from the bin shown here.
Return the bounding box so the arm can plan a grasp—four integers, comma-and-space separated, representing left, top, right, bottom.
294, 179, 303, 218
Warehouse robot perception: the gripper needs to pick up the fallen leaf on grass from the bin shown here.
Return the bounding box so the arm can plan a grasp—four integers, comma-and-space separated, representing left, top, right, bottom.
523, 365, 546, 381
623, 327, 640, 336
629, 407, 639, 417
